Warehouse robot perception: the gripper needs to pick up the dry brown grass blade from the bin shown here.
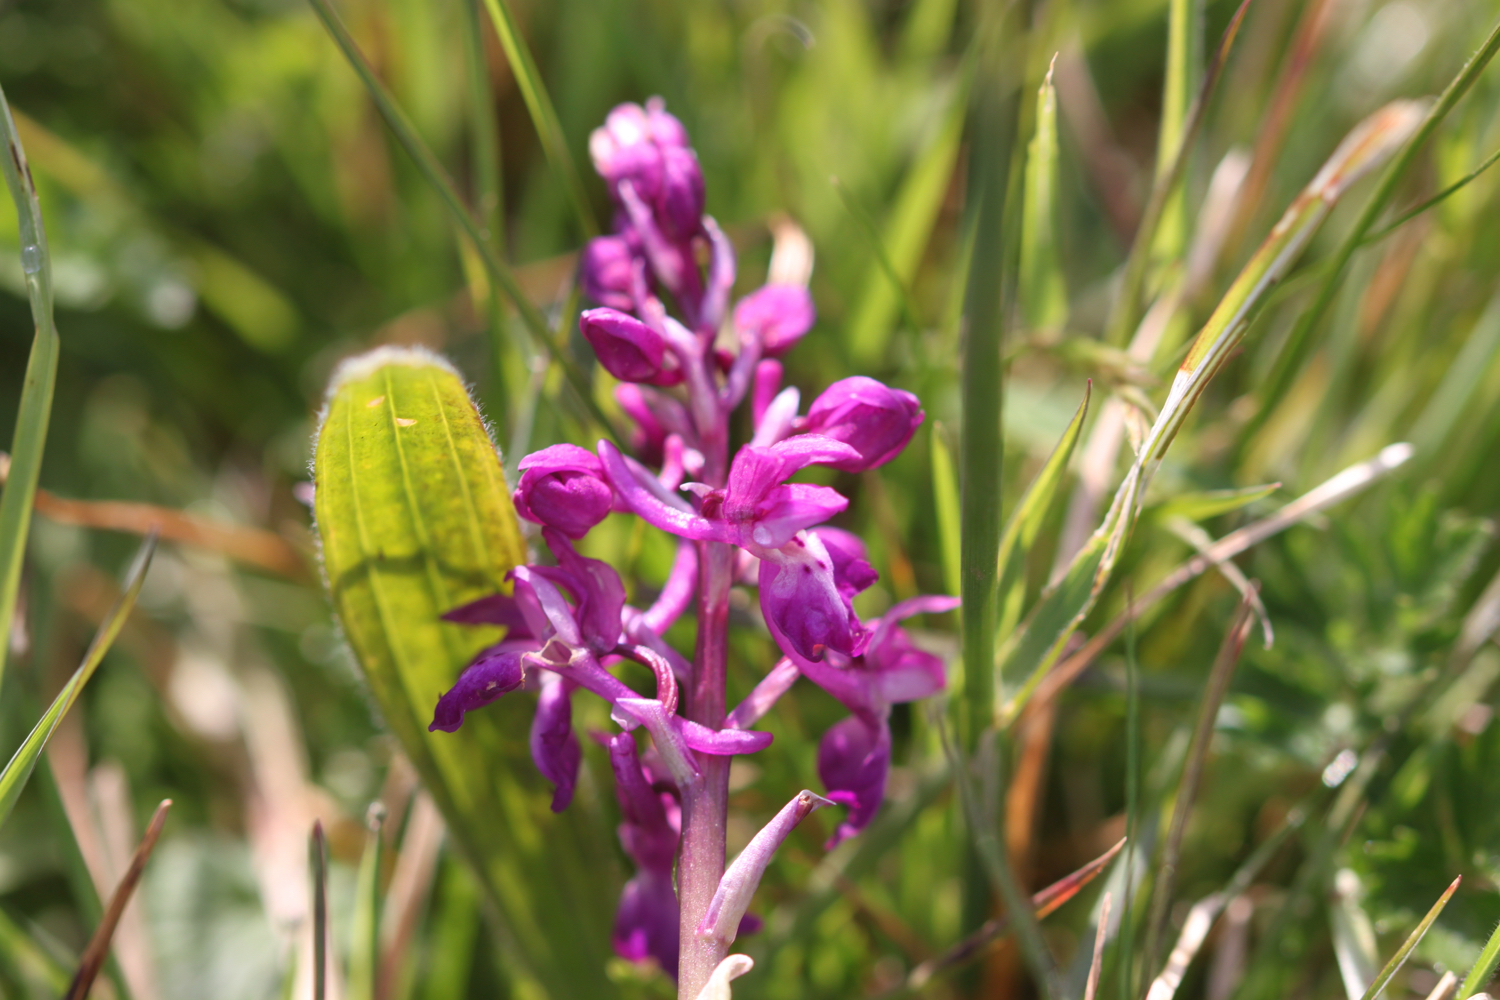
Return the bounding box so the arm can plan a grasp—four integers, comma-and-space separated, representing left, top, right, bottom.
34, 490, 306, 579
64, 799, 170, 1000
1141, 590, 1257, 981
900, 837, 1126, 992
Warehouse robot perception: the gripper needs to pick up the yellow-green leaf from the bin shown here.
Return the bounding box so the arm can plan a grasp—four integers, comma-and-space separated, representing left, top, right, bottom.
313, 347, 614, 998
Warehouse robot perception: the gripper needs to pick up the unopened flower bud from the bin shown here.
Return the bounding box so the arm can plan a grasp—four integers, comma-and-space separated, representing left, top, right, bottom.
580, 236, 637, 311
580, 308, 680, 386
802, 376, 923, 472
590, 103, 665, 201
514, 443, 615, 538
656, 146, 705, 240
734, 285, 815, 356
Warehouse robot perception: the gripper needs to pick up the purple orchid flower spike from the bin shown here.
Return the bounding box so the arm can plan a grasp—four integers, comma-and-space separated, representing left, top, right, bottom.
513, 444, 619, 539
799, 376, 925, 472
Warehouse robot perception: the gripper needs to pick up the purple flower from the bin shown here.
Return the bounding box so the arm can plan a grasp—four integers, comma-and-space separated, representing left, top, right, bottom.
514, 444, 617, 539
428, 645, 525, 733
734, 285, 815, 357
580, 236, 638, 311
657, 146, 706, 241
532, 673, 581, 812
800, 377, 924, 472
597, 436, 872, 662
784, 595, 959, 846
580, 308, 682, 386
608, 733, 681, 977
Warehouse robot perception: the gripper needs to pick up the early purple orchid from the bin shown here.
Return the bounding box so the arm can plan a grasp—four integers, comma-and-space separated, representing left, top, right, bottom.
432, 97, 954, 997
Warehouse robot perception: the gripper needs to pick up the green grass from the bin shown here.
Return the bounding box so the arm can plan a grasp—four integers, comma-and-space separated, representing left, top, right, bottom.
3, 0, 1500, 998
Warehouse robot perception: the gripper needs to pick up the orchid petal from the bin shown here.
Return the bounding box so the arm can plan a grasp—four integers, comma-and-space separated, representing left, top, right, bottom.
751, 359, 783, 428
544, 528, 626, 652
441, 593, 530, 631
750, 385, 800, 448
802, 376, 924, 472
614, 872, 681, 978
514, 443, 615, 539
599, 441, 727, 542
757, 533, 863, 662
531, 673, 581, 812
429, 648, 524, 733
817, 715, 890, 847
640, 540, 698, 635
512, 566, 583, 646
749, 484, 848, 549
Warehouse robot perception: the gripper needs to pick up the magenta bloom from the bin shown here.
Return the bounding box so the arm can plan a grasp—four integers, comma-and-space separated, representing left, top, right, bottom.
734, 285, 815, 357
801, 376, 924, 472
598, 436, 872, 662
787, 592, 960, 846
608, 733, 681, 977
580, 235, 638, 312
580, 308, 681, 386
514, 444, 616, 539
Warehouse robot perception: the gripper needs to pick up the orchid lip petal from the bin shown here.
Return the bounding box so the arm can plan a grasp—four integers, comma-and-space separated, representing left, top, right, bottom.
697, 790, 833, 946
531, 673, 581, 812
429, 647, 525, 733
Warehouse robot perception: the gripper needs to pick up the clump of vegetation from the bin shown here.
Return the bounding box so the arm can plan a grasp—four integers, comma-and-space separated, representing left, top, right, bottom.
2, 0, 1500, 998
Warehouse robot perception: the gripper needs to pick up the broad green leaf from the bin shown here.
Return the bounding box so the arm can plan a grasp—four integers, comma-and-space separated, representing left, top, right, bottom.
848, 83, 966, 363
0, 533, 155, 829
930, 423, 961, 600
996, 381, 1090, 640
313, 347, 615, 998
1148, 482, 1279, 523
1019, 58, 1067, 332
997, 102, 1423, 726
0, 81, 60, 693
346, 808, 383, 1000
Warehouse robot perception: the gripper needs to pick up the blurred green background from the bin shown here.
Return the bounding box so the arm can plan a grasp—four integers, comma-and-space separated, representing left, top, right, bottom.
3, 0, 1500, 997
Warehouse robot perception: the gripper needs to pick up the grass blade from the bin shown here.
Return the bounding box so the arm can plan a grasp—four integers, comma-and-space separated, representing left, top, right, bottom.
303, 0, 615, 441
931, 423, 962, 600
311, 821, 328, 1000
997, 103, 1422, 725
0, 80, 61, 694
996, 381, 1090, 640
1460, 917, 1500, 999
1245, 13, 1500, 441
833, 175, 925, 337
1104, 0, 1255, 347
1019, 55, 1067, 333
64, 799, 170, 1000
1085, 893, 1112, 1000
0, 906, 71, 996
0, 531, 156, 828
1363, 143, 1500, 245
347, 804, 384, 1000
1358, 877, 1462, 1000
476, 0, 597, 239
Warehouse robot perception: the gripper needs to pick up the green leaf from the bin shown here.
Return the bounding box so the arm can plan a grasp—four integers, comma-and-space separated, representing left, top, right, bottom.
312, 347, 615, 998
1019, 57, 1067, 332
0, 906, 70, 997
0, 533, 155, 829
0, 81, 61, 694
848, 82, 966, 364
996, 381, 1090, 640
1148, 482, 1279, 523
930, 423, 962, 601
